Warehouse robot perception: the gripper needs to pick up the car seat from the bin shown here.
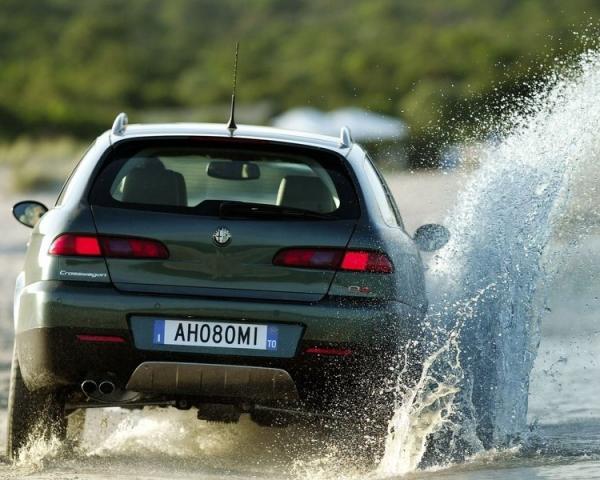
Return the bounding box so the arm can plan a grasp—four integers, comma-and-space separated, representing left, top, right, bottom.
121, 157, 188, 207
276, 175, 335, 213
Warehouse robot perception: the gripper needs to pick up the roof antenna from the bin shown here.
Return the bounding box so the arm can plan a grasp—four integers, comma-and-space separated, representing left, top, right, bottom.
226, 42, 239, 136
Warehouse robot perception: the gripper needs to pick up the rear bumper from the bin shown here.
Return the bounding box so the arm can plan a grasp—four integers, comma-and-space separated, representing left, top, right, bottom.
16, 326, 404, 412
15, 280, 425, 409
17, 281, 424, 345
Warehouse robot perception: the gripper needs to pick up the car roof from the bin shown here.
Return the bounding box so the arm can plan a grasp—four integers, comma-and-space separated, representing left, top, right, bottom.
107, 123, 353, 155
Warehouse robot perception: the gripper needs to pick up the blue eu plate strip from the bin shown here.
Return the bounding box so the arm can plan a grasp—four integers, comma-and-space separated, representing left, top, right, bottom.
267, 326, 279, 351
153, 319, 165, 345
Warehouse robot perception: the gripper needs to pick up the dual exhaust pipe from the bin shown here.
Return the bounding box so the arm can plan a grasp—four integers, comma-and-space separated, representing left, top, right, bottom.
81, 379, 116, 397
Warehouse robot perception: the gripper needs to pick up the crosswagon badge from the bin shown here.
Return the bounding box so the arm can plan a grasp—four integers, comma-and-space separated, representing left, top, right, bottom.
213, 227, 231, 246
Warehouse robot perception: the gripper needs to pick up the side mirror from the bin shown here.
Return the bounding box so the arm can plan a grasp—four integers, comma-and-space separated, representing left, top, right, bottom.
413, 223, 450, 252
12, 201, 48, 228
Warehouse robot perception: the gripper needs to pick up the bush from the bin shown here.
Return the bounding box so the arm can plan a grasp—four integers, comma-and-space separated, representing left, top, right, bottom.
0, 138, 85, 192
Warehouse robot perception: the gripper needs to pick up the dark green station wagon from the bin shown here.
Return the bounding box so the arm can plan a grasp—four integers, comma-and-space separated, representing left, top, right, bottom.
9, 113, 448, 459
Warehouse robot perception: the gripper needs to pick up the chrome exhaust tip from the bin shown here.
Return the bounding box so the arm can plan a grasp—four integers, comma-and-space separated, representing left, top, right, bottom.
81, 379, 97, 396
98, 380, 116, 395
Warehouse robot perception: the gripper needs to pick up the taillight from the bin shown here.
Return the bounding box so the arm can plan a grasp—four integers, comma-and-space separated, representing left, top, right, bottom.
48, 234, 102, 257
340, 250, 393, 273
100, 237, 169, 259
273, 248, 344, 270
273, 248, 393, 273
49, 234, 169, 259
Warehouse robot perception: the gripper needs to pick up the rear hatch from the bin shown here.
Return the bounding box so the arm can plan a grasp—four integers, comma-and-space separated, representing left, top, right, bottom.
89, 139, 360, 301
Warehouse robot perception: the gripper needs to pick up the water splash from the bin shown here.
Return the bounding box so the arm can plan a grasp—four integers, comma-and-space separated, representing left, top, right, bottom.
380, 49, 600, 476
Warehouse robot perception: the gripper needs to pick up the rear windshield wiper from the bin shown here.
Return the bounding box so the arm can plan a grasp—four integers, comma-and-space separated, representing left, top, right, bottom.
219, 201, 333, 220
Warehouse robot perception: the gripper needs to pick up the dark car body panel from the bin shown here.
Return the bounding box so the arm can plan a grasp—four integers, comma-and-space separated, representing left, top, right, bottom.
15, 279, 422, 413
91, 206, 358, 301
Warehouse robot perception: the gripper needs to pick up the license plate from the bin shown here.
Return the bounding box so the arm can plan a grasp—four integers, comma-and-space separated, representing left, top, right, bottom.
152, 319, 279, 351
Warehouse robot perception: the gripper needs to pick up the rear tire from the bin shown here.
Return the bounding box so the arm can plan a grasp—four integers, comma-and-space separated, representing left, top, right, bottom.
330, 358, 400, 464
65, 408, 86, 448
335, 399, 393, 464
6, 346, 67, 461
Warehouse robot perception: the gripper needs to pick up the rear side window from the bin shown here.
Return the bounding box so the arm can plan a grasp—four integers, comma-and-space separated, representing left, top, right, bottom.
364, 157, 401, 227
55, 140, 96, 206
90, 140, 359, 219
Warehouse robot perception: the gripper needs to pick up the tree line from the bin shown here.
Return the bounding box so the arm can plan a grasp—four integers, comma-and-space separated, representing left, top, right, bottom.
1, 0, 598, 165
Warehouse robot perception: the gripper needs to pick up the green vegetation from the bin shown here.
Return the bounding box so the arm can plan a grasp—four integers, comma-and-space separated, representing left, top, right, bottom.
0, 138, 84, 192
1, 0, 599, 168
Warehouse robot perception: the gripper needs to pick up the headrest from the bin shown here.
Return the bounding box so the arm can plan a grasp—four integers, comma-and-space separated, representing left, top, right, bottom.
121, 158, 187, 206
276, 175, 335, 213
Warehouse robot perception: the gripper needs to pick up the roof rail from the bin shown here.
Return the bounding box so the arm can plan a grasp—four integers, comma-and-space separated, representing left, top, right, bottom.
339, 126, 353, 149
111, 112, 128, 136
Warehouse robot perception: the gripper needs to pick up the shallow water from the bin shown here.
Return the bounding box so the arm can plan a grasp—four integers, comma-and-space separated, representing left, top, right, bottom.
0, 316, 598, 480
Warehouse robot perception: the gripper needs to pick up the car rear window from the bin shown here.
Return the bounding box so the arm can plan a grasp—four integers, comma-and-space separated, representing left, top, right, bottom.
90, 139, 360, 219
